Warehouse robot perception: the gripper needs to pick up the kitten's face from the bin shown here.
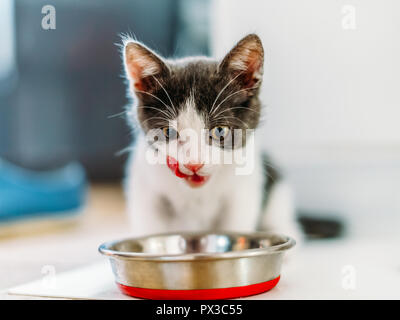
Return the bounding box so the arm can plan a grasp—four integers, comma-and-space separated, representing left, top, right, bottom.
124, 34, 264, 188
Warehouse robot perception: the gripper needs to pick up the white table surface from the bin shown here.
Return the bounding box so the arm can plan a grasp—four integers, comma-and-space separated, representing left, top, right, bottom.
6, 235, 400, 300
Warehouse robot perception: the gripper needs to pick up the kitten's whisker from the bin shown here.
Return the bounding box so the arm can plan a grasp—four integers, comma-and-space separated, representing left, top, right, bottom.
210, 85, 260, 117
209, 72, 243, 115
140, 116, 170, 127
107, 110, 127, 119
135, 89, 172, 112
210, 115, 249, 128
151, 76, 178, 118
115, 146, 134, 157
212, 106, 261, 119
137, 105, 175, 120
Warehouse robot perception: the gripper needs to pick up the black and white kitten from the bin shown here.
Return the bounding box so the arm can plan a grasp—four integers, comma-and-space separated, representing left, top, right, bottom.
122, 34, 302, 240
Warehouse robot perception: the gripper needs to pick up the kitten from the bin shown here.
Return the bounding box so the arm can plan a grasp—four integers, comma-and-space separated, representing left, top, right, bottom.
122, 34, 302, 241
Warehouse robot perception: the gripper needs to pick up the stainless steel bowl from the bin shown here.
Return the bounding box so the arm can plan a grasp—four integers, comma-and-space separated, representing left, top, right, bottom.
99, 231, 295, 299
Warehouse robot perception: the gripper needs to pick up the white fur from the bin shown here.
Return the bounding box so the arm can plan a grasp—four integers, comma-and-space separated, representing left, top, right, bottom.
125, 134, 264, 236
125, 103, 301, 239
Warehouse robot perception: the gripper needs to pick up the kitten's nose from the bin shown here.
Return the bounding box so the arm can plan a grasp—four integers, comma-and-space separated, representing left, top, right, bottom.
183, 163, 204, 173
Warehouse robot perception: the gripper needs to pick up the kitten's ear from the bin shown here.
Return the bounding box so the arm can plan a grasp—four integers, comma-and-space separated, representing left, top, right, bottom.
123, 41, 169, 92
219, 34, 264, 88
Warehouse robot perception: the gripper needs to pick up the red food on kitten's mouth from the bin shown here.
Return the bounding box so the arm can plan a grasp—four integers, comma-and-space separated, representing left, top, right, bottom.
185, 174, 210, 188
166, 156, 209, 187
166, 156, 188, 178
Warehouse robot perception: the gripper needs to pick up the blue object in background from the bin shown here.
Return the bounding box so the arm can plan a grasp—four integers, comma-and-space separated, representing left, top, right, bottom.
0, 159, 87, 223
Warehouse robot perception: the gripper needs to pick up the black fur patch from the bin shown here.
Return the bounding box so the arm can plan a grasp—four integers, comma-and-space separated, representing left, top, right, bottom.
256, 153, 281, 230
136, 60, 262, 132
124, 34, 264, 148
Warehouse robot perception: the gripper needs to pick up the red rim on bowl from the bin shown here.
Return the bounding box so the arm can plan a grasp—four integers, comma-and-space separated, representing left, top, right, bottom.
117, 276, 280, 300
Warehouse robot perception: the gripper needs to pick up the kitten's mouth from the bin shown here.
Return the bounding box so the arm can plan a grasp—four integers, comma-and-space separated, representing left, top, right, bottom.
184, 174, 210, 188
166, 156, 210, 188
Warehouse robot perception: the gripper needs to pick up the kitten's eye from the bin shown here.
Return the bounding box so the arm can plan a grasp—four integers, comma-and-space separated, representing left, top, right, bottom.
210, 126, 230, 141
162, 127, 178, 140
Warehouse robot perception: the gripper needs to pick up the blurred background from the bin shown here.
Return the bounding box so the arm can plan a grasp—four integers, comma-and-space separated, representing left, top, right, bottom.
1, 0, 400, 296
1, 0, 400, 232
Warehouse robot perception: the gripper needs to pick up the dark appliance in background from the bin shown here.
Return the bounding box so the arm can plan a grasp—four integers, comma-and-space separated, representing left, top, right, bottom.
0, 0, 209, 180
